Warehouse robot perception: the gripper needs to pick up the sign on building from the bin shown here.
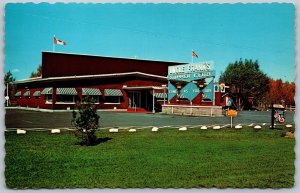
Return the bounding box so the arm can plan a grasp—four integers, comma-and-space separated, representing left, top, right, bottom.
167, 61, 216, 102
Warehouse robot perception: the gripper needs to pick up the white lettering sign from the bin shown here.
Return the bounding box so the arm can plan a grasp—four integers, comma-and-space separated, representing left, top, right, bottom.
169, 61, 213, 75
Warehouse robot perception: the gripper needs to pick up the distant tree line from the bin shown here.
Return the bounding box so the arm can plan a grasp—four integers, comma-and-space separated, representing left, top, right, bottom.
220, 58, 295, 110
30, 64, 42, 78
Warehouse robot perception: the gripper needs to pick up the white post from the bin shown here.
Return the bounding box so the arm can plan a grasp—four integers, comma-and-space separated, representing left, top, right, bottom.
152, 89, 155, 113
163, 87, 166, 105
212, 78, 215, 106
231, 116, 233, 128
6, 83, 9, 107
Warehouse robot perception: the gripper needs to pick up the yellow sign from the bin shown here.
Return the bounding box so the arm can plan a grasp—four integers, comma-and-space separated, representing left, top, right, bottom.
227, 109, 237, 117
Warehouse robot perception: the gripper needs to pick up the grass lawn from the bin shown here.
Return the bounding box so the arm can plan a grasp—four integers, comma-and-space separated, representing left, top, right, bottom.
5, 127, 295, 188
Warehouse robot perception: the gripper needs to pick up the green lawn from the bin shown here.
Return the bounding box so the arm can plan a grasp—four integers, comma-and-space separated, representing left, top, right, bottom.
5, 127, 295, 188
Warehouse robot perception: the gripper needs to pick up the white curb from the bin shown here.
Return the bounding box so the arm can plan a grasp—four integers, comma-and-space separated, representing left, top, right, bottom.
235, 125, 242, 129
152, 127, 159, 132
179, 127, 187, 131
109, 128, 119, 133
200, 126, 208, 130
213, 126, 221, 130
51, 129, 60, 134
17, 129, 26, 134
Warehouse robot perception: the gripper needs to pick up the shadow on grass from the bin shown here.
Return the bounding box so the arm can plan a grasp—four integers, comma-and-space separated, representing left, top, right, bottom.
76, 137, 113, 146
95, 137, 113, 145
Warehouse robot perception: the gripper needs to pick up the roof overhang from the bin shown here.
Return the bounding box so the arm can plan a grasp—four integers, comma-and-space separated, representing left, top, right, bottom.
14, 72, 167, 84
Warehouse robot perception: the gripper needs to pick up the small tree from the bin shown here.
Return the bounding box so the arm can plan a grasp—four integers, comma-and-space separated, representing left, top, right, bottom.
72, 96, 100, 146
4, 71, 17, 105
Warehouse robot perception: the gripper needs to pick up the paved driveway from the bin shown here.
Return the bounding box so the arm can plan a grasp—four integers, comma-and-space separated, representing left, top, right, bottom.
5, 109, 295, 129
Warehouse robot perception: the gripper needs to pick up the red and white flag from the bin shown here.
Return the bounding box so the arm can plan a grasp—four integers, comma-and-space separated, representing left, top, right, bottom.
192, 51, 198, 58
54, 37, 67, 45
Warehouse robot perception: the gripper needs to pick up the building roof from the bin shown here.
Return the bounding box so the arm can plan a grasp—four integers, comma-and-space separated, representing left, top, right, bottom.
42, 51, 186, 78
14, 71, 167, 84
43, 51, 186, 64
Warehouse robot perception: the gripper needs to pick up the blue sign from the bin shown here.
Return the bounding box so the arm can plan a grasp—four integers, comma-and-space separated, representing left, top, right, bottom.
179, 82, 200, 101
168, 82, 177, 101
202, 79, 214, 101
167, 61, 215, 102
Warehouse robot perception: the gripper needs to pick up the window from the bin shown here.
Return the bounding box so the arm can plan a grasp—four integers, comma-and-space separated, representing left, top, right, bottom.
56, 95, 75, 103
82, 88, 101, 103
15, 91, 22, 98
89, 96, 99, 103
56, 88, 78, 104
33, 91, 41, 99
24, 91, 30, 99
105, 96, 121, 104
104, 89, 123, 104
45, 94, 52, 103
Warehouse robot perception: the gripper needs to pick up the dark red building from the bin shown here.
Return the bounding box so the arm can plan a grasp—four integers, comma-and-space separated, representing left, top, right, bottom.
13, 52, 221, 111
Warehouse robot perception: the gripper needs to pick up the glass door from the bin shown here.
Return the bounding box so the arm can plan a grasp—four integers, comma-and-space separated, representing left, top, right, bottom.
128, 91, 141, 108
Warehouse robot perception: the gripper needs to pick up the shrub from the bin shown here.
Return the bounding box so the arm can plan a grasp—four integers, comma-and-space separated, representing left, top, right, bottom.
71, 96, 100, 146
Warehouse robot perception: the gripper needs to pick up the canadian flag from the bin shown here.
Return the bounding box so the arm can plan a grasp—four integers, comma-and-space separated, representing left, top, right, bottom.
192, 51, 198, 58
54, 37, 67, 45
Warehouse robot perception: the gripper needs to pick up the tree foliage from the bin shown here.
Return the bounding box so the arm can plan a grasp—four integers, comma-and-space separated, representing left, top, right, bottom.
265, 79, 295, 106
219, 59, 270, 109
4, 71, 17, 104
71, 96, 100, 146
5, 71, 15, 84
30, 64, 42, 78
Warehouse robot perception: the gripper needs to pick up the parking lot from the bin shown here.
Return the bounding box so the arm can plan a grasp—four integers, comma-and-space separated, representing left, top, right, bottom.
5, 109, 295, 129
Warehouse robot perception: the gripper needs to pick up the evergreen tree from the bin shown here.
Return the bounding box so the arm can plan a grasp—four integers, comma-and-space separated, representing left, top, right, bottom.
71, 96, 100, 146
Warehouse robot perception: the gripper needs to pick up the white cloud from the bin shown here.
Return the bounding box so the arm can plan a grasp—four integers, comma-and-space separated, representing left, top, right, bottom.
11, 68, 20, 73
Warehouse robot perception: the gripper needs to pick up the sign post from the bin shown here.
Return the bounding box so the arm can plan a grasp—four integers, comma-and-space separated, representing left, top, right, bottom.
227, 109, 237, 128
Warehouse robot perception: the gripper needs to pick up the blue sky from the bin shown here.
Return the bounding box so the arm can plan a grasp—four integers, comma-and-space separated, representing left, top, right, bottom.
4, 3, 295, 82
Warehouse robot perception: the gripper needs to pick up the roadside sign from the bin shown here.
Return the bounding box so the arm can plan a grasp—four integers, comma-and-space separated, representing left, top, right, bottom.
227, 109, 237, 117
227, 109, 237, 128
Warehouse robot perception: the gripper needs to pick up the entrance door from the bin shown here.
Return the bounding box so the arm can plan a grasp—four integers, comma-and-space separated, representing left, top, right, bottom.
128, 91, 142, 108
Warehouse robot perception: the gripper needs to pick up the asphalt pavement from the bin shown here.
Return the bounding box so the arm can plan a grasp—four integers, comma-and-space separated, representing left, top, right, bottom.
5, 109, 295, 129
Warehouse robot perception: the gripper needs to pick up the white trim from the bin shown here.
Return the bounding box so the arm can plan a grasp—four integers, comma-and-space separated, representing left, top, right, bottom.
104, 102, 121, 105
123, 85, 167, 90
14, 72, 167, 84
55, 102, 76, 104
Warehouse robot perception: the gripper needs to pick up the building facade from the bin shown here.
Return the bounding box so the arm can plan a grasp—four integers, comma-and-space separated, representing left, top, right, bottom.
13, 52, 221, 112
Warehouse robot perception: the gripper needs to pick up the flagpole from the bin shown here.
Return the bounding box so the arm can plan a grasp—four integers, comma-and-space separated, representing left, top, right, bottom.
192, 50, 194, 63
53, 35, 55, 52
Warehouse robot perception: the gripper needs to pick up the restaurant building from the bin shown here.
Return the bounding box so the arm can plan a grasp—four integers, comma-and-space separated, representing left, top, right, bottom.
13, 51, 221, 112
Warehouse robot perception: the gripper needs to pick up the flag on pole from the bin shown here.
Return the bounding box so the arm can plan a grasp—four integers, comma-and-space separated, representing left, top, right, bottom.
54, 37, 67, 45
192, 51, 198, 58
